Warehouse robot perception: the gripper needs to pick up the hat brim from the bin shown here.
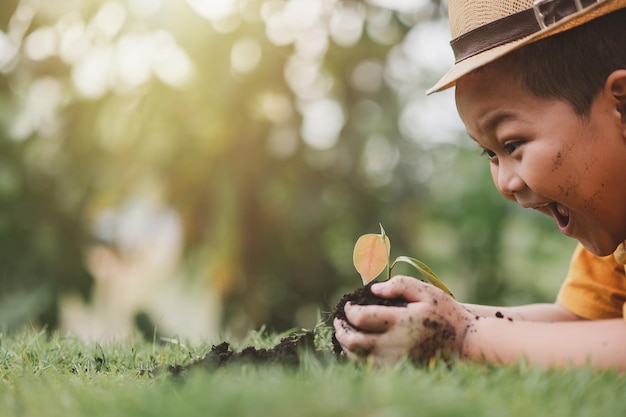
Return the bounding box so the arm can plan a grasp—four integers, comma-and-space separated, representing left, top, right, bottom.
427, 0, 626, 94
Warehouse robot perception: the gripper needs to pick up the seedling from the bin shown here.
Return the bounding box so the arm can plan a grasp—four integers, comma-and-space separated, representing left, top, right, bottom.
353, 224, 455, 298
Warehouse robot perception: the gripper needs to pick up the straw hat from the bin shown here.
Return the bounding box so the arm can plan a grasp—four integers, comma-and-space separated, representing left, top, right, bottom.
428, 0, 626, 94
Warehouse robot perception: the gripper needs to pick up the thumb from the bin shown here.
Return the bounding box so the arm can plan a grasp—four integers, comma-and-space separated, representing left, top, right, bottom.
371, 275, 426, 302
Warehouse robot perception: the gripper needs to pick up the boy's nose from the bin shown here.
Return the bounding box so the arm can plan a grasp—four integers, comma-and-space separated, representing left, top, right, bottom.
495, 163, 525, 199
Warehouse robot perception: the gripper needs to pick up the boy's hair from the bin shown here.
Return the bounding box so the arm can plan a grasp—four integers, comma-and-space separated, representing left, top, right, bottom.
494, 7, 626, 116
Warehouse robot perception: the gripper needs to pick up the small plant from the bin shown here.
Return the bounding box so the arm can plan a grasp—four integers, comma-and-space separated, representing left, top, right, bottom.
352, 224, 455, 298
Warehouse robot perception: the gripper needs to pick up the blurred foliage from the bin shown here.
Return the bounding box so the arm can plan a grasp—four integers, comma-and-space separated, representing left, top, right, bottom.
0, 0, 576, 335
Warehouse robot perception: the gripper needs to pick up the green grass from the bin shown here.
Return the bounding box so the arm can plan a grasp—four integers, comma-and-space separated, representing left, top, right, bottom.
0, 326, 624, 417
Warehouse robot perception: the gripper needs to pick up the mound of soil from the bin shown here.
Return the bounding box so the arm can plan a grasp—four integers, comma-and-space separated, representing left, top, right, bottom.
199, 331, 315, 368
331, 281, 407, 355
156, 282, 412, 377
160, 331, 316, 377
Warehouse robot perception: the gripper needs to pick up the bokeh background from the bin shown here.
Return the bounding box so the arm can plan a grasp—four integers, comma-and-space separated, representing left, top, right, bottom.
0, 0, 576, 342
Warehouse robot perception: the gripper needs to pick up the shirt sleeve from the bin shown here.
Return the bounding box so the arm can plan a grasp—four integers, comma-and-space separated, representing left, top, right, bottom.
556, 243, 626, 320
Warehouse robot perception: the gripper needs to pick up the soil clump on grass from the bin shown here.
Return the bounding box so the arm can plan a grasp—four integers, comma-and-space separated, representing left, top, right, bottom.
161, 282, 410, 376
161, 331, 316, 377
199, 331, 315, 368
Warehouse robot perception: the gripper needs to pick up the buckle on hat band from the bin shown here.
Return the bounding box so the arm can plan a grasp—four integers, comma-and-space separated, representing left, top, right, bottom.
533, 0, 600, 29
451, 0, 604, 63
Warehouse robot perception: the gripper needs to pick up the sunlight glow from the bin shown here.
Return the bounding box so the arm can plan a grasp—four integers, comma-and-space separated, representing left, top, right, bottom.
365, 7, 401, 45
294, 24, 328, 58
362, 134, 400, 186
71, 28, 193, 97
300, 98, 345, 150
399, 88, 464, 146
2, 0, 473, 339
350, 59, 384, 93
57, 13, 89, 64
185, 0, 238, 21
72, 45, 115, 99
10, 76, 64, 140
402, 20, 453, 77
285, 56, 332, 100
0, 31, 16, 71
129, 0, 163, 17
1, 0, 37, 72
116, 33, 152, 88
151, 31, 193, 87
366, 0, 429, 13
230, 38, 262, 74
263, 0, 325, 46
329, 2, 365, 47
91, 2, 126, 41
267, 126, 299, 159
260, 92, 293, 124
24, 26, 56, 61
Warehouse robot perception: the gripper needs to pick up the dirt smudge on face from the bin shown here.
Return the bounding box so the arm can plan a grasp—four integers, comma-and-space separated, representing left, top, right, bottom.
551, 151, 563, 172
558, 176, 579, 199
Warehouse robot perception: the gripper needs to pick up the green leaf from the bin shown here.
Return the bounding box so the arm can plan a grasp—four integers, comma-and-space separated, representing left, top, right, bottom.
390, 255, 455, 299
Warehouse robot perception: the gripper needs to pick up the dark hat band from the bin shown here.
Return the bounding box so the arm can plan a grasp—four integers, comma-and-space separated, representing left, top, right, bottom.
450, 0, 602, 63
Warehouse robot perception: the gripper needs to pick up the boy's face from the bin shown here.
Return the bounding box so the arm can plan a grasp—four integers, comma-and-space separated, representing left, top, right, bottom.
455, 67, 626, 256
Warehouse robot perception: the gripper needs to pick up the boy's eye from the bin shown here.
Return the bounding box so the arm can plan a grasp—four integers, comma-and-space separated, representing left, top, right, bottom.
480, 148, 496, 161
504, 141, 522, 154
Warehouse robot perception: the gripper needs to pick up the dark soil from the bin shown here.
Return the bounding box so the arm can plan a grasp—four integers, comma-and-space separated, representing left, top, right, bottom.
331, 281, 407, 355
158, 330, 316, 378
156, 282, 409, 377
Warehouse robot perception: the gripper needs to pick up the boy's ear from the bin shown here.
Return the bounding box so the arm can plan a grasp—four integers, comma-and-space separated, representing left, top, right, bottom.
606, 70, 626, 125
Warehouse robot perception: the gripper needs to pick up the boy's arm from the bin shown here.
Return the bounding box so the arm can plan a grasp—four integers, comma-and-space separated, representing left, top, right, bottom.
334, 276, 626, 371
463, 317, 626, 370
462, 302, 580, 322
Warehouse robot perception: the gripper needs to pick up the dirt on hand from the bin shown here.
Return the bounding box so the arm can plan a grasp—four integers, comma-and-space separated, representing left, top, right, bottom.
331, 281, 407, 355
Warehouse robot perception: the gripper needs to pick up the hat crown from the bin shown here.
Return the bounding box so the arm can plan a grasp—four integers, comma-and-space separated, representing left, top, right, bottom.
449, 0, 534, 38
430, 0, 626, 94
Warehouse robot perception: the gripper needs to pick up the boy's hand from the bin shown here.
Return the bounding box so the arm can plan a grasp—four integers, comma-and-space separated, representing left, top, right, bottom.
333, 275, 473, 365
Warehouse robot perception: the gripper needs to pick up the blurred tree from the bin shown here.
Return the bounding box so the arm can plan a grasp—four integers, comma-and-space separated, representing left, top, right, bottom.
0, 0, 574, 337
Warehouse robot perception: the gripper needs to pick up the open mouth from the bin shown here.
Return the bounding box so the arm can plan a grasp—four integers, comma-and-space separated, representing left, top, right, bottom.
549, 202, 571, 231
530, 201, 572, 234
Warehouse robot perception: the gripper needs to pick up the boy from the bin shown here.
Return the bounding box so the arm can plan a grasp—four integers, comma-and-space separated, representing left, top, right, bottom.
333, 0, 626, 370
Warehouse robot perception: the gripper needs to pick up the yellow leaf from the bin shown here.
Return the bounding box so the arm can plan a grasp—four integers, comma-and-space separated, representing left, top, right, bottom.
353, 231, 391, 285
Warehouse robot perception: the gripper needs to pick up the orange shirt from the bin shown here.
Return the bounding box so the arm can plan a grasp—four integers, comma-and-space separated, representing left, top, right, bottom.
556, 243, 626, 319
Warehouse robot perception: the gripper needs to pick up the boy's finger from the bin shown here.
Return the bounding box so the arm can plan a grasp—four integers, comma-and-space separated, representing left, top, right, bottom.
333, 317, 378, 355
343, 302, 399, 332
371, 275, 427, 302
